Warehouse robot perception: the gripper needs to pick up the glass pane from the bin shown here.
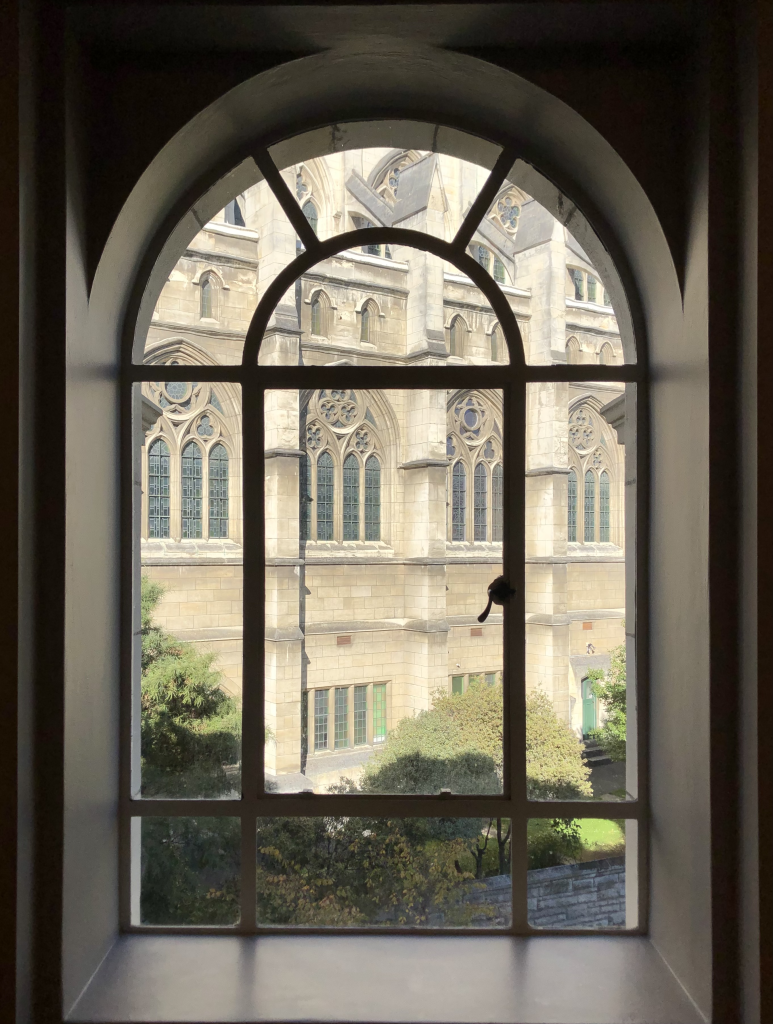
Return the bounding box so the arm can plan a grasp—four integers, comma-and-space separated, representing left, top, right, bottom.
141, 185, 297, 365
269, 143, 496, 246
137, 382, 242, 798
258, 245, 511, 367
527, 818, 631, 930
137, 816, 240, 925
480, 180, 630, 364
525, 382, 636, 802
265, 388, 504, 794
256, 816, 511, 928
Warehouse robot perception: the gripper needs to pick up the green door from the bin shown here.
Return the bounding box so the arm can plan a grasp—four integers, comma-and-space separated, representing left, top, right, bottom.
581, 677, 597, 736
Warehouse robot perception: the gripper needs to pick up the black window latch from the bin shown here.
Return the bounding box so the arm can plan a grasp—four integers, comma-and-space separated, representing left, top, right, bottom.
478, 575, 515, 623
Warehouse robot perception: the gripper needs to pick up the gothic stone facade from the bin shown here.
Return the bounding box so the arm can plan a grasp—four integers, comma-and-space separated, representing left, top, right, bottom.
140, 148, 626, 790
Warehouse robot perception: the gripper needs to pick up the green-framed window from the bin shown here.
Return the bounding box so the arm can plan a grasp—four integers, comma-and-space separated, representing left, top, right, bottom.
373, 683, 387, 743
354, 686, 368, 745
334, 688, 349, 749
314, 689, 329, 751
452, 675, 464, 695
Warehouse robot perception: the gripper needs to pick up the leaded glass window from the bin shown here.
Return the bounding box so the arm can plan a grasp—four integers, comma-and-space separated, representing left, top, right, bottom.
200, 276, 213, 318
600, 470, 610, 542
364, 455, 381, 541
343, 453, 360, 541
452, 461, 466, 541
493, 257, 506, 284
372, 683, 387, 743
584, 470, 596, 543
334, 687, 349, 749
587, 275, 597, 303
299, 453, 312, 541
314, 689, 329, 751
360, 305, 371, 343
224, 198, 245, 226
474, 244, 490, 272
569, 268, 584, 300
316, 451, 334, 540
354, 686, 368, 746
208, 443, 229, 539
182, 441, 203, 539
311, 297, 323, 336
302, 200, 318, 236
568, 468, 578, 542
492, 463, 504, 542
474, 462, 487, 542
491, 326, 500, 362
148, 438, 170, 539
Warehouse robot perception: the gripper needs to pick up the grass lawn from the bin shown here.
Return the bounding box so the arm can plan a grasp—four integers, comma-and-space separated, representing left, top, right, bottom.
577, 818, 625, 860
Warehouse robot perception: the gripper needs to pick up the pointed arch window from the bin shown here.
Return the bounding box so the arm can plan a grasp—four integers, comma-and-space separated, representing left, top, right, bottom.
600, 470, 611, 542
148, 438, 170, 539
492, 463, 503, 542
299, 453, 312, 541
360, 304, 373, 343
491, 326, 500, 362
343, 453, 360, 541
493, 257, 506, 284
587, 275, 598, 303
452, 462, 467, 541
568, 469, 578, 542
566, 338, 580, 364
317, 451, 334, 541
302, 201, 318, 236
310, 297, 322, 336
209, 443, 229, 539
181, 441, 203, 539
474, 463, 488, 542
474, 244, 491, 272
200, 275, 214, 319
364, 456, 381, 541
584, 470, 596, 542
600, 343, 614, 365
449, 316, 466, 358
224, 198, 245, 226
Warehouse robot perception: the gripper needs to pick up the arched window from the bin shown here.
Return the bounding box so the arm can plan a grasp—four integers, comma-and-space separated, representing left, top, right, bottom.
569, 268, 584, 300
492, 463, 503, 542
452, 461, 466, 541
311, 296, 323, 336
148, 438, 170, 539
343, 453, 360, 541
474, 463, 487, 541
299, 453, 312, 541
181, 441, 203, 539
586, 275, 598, 302
568, 469, 578, 542
209, 443, 229, 539
360, 304, 373, 343
200, 275, 214, 319
600, 470, 610, 542
302, 201, 318, 236
224, 198, 245, 226
599, 343, 614, 365
449, 316, 466, 358
364, 455, 381, 541
316, 451, 334, 540
474, 244, 490, 272
491, 326, 500, 362
584, 470, 596, 542
493, 257, 506, 284
566, 337, 580, 364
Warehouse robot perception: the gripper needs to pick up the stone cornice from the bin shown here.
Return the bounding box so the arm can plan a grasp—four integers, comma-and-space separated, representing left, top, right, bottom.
183, 248, 259, 270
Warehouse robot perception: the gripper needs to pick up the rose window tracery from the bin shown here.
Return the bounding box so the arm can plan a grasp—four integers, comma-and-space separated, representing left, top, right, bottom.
494, 192, 521, 234
316, 389, 361, 431
453, 394, 490, 446
591, 448, 604, 469
196, 415, 215, 438
569, 406, 597, 451
354, 428, 371, 452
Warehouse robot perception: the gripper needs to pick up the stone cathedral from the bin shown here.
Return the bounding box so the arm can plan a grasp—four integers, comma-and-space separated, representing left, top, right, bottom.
140, 148, 626, 791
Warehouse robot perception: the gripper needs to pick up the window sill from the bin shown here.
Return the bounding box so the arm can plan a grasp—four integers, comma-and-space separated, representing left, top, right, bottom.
69, 934, 702, 1024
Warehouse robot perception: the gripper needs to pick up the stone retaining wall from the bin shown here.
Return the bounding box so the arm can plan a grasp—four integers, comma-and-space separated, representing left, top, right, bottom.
466, 857, 626, 929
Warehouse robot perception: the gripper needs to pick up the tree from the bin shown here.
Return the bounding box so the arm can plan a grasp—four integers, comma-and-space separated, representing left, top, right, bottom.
588, 642, 627, 762
139, 576, 241, 924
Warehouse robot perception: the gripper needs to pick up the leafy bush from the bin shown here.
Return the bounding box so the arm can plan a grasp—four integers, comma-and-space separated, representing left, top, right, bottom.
525, 689, 592, 799
526, 819, 582, 870
589, 642, 627, 762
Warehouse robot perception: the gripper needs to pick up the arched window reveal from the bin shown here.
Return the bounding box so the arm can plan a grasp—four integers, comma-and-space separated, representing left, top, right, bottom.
452, 462, 466, 541
600, 343, 614, 365
449, 316, 466, 358
310, 297, 323, 336
343, 453, 360, 541
224, 198, 245, 226
209, 443, 229, 539
492, 464, 504, 542
200, 276, 213, 319
584, 470, 596, 543
474, 463, 488, 542
317, 451, 334, 541
600, 471, 611, 543
567, 469, 578, 542
148, 439, 170, 539
299, 453, 312, 542
364, 456, 381, 542
360, 304, 371, 343
493, 257, 506, 284
491, 327, 500, 362
181, 441, 203, 539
